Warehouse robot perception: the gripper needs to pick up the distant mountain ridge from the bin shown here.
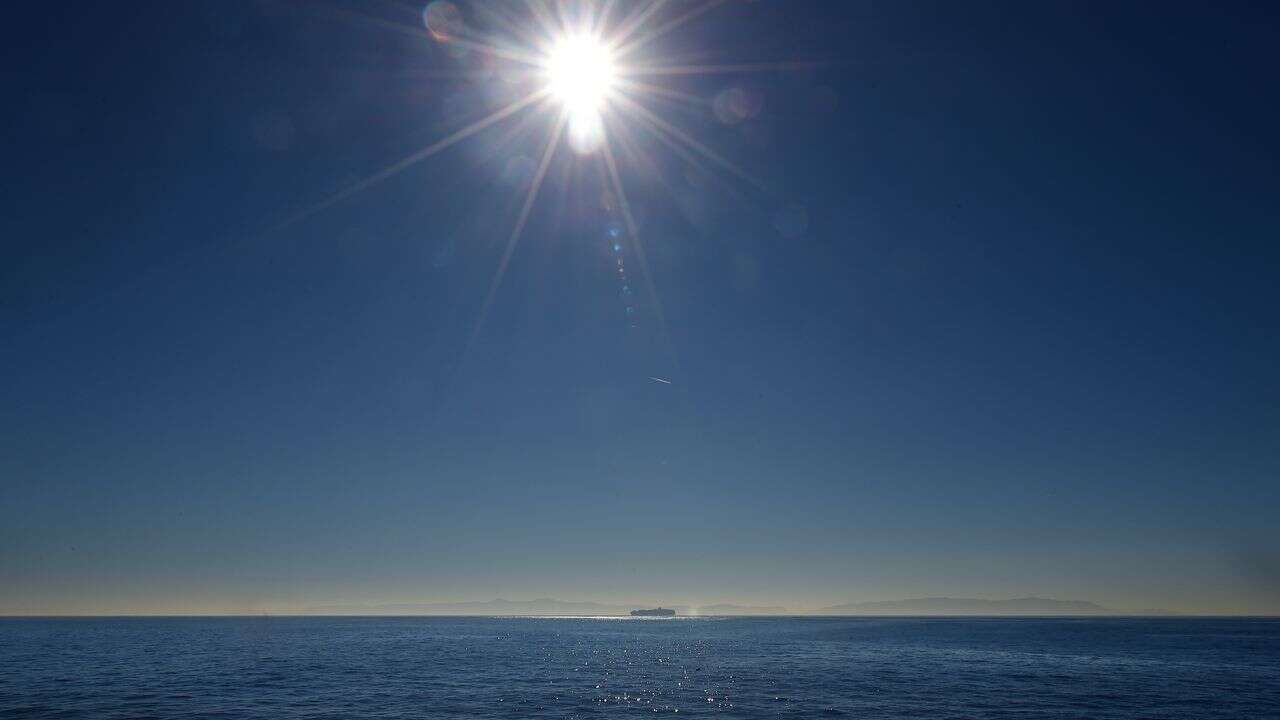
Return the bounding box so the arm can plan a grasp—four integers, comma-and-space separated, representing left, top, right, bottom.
305, 598, 788, 616
695, 604, 788, 615
303, 596, 1162, 617
307, 598, 627, 616
823, 597, 1110, 615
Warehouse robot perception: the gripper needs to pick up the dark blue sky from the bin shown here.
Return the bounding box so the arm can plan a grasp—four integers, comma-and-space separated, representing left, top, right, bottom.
3, 1, 1278, 614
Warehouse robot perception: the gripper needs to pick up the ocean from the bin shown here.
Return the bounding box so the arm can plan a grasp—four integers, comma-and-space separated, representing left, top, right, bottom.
2, 616, 1277, 718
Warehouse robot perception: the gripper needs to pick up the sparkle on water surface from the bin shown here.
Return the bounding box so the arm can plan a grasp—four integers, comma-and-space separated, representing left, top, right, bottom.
3, 617, 1278, 718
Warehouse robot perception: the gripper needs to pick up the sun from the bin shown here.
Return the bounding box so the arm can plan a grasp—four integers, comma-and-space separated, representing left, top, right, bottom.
545, 34, 615, 116
283, 1, 795, 343
543, 34, 616, 153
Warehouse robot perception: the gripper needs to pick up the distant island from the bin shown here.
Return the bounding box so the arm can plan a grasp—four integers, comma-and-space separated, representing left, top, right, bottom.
823, 597, 1114, 615
631, 607, 676, 617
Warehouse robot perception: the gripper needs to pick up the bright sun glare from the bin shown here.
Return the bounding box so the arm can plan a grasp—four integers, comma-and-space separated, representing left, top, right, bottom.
545, 34, 616, 152
269, 0, 795, 383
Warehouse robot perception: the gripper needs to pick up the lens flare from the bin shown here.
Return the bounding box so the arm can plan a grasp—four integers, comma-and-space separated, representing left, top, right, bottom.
283, 0, 802, 360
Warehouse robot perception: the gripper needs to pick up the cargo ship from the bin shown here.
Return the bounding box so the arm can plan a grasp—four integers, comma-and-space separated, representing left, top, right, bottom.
630, 607, 676, 617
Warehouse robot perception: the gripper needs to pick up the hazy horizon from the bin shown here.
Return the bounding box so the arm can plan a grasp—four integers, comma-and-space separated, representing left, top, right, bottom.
1, 593, 1269, 618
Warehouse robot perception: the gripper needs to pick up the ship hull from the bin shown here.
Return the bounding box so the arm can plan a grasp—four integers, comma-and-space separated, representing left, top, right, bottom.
630, 608, 676, 617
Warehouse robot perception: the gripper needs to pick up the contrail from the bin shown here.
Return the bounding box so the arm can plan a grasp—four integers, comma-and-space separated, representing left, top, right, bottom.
648, 376, 673, 385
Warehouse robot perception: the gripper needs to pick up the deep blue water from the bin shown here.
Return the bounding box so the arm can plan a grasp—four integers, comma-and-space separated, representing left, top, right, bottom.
2, 617, 1277, 718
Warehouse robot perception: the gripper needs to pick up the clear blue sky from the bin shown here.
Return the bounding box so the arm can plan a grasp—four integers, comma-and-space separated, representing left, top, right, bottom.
2, 1, 1278, 614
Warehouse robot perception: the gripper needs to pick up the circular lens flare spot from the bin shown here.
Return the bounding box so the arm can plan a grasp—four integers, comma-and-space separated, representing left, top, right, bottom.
423, 1, 463, 41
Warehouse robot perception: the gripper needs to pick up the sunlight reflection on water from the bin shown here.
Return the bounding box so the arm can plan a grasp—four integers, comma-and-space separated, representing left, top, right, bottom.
2, 617, 1277, 718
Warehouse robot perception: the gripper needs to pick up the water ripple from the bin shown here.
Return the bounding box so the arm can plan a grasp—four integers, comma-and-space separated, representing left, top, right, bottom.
1, 617, 1277, 718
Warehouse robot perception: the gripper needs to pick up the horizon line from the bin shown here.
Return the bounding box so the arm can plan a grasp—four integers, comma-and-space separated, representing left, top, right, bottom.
5, 613, 1278, 619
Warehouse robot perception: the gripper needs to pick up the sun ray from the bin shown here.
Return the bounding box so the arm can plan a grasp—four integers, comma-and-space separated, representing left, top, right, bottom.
277, 0, 800, 377
465, 109, 569, 360
612, 92, 769, 195
304, 2, 543, 66
614, 78, 709, 111
607, 99, 753, 213
613, 0, 726, 59
473, 2, 547, 51
592, 0, 620, 38
604, 109, 655, 174
621, 60, 823, 78
268, 88, 550, 235
437, 33, 546, 66
525, 0, 566, 43
475, 94, 561, 167
398, 67, 540, 82
608, 0, 669, 51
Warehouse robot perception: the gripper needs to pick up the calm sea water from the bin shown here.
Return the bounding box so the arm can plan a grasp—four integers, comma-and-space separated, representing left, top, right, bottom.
2, 616, 1277, 718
